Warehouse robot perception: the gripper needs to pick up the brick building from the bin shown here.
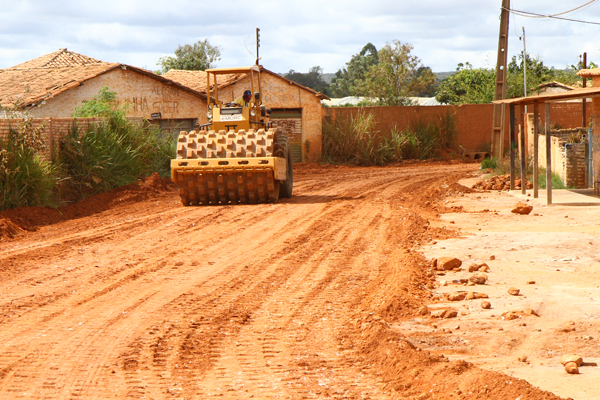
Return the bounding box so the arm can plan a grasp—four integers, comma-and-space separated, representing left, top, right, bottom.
163, 67, 328, 162
0, 49, 207, 136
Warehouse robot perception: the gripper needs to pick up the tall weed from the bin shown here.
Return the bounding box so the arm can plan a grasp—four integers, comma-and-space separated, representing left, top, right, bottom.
58, 113, 174, 200
0, 117, 61, 209
322, 110, 457, 165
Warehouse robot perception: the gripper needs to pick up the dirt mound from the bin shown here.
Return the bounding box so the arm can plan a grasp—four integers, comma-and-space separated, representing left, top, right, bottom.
0, 218, 25, 240
448, 182, 476, 194
0, 174, 176, 237
140, 172, 171, 192
472, 174, 533, 191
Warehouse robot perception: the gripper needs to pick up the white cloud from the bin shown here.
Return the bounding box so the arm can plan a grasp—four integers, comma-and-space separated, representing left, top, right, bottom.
2, 0, 600, 73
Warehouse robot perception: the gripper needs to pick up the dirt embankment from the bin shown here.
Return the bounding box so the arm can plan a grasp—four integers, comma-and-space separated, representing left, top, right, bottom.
0, 163, 564, 399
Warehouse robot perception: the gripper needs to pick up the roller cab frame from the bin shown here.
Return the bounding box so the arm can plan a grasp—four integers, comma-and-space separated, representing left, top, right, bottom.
170, 65, 293, 205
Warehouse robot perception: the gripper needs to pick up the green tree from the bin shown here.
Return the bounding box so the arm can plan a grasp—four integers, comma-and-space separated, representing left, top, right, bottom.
330, 43, 379, 97
507, 53, 582, 97
435, 63, 495, 105
362, 41, 437, 106
284, 66, 330, 96
72, 87, 126, 118
436, 54, 588, 105
157, 39, 221, 74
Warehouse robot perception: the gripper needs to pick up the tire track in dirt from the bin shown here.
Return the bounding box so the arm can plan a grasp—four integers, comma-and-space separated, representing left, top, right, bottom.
116, 171, 447, 399
0, 163, 563, 400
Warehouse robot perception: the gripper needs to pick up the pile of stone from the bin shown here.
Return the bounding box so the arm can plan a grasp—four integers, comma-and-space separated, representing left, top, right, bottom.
472, 174, 533, 191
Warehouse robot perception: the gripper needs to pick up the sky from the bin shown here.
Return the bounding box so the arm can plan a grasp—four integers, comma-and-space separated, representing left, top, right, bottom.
2, 1, 600, 74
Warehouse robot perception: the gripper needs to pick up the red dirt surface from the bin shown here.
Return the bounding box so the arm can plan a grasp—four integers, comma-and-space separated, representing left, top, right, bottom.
0, 163, 563, 399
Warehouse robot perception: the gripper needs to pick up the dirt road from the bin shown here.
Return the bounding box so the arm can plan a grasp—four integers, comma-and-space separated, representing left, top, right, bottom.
0, 163, 564, 399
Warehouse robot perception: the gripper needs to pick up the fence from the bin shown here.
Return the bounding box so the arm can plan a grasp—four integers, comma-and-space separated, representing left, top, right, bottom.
0, 117, 144, 160
323, 102, 592, 154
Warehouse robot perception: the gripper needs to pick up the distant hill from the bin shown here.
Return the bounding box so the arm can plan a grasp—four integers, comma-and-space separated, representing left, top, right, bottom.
321, 73, 336, 84
435, 71, 455, 81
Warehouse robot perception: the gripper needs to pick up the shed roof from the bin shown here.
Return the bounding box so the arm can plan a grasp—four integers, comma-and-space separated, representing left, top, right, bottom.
493, 86, 600, 106
537, 81, 575, 91
163, 66, 330, 100
0, 48, 206, 108
577, 68, 600, 78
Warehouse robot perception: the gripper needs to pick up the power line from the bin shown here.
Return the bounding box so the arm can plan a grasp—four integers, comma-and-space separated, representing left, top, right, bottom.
520, 0, 598, 18
506, 6, 600, 25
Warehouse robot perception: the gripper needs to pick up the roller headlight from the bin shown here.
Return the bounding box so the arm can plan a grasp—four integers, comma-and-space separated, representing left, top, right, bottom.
250, 109, 256, 117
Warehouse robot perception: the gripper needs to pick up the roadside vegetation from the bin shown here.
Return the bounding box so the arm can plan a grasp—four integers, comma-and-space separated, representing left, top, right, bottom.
481, 157, 567, 189
322, 110, 457, 165
0, 88, 175, 211
0, 115, 61, 209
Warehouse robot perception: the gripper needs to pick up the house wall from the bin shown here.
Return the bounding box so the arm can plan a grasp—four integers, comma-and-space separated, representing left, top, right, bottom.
27, 68, 206, 122
215, 73, 324, 162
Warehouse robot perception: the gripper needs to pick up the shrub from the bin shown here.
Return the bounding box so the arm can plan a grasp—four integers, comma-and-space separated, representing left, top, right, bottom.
0, 117, 61, 210
58, 113, 174, 200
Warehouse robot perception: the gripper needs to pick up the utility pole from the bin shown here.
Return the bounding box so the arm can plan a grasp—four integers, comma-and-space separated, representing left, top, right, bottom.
256, 28, 261, 65
583, 52, 587, 127
522, 27, 527, 103
491, 0, 510, 159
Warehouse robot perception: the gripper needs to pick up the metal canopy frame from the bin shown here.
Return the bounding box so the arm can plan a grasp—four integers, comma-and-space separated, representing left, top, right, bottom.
494, 87, 600, 205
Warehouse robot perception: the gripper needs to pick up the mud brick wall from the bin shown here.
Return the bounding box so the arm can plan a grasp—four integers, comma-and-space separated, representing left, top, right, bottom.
564, 143, 587, 188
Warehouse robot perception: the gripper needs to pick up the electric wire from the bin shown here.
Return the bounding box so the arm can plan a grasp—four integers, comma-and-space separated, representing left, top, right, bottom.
512, 0, 597, 18
504, 1, 600, 25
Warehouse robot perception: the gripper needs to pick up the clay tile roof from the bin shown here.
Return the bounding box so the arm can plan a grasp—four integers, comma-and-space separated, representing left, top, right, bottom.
0, 63, 120, 108
0, 49, 206, 108
9, 48, 106, 69
577, 68, 600, 78
162, 70, 246, 93
537, 81, 575, 90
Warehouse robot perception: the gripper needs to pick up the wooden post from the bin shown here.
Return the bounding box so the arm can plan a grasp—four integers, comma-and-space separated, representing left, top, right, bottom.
510, 103, 516, 190
533, 102, 539, 198
545, 103, 552, 205
491, 0, 511, 158
520, 105, 527, 194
